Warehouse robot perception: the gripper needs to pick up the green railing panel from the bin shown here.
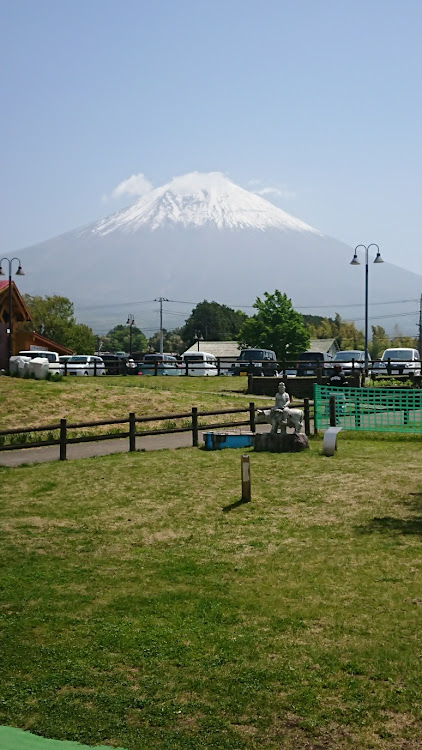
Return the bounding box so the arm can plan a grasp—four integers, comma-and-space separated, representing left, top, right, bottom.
314, 384, 422, 433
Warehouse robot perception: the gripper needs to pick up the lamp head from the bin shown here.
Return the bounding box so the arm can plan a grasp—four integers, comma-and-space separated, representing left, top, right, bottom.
350, 253, 360, 266
16, 265, 24, 276
373, 252, 384, 264
0, 266, 4, 276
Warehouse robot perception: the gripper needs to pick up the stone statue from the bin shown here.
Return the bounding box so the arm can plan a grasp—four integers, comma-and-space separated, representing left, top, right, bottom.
273, 382, 291, 411
255, 384, 303, 433
255, 406, 304, 434
270, 382, 290, 431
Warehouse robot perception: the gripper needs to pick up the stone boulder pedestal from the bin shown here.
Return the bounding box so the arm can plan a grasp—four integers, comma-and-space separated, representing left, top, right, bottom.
254, 432, 309, 453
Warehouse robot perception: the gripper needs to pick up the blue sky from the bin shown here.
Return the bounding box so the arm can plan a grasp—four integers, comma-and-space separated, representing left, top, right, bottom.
1, 0, 421, 276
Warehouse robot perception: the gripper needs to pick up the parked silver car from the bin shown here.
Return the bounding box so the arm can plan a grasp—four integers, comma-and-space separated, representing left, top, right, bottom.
332, 350, 368, 374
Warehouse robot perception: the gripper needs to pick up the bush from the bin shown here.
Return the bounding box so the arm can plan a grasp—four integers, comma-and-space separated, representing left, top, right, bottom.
368, 378, 414, 388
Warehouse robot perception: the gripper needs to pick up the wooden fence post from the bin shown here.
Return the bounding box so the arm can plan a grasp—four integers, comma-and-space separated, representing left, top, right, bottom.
217, 357, 221, 376
59, 418, 67, 461
249, 402, 255, 432
241, 454, 251, 502
247, 373, 253, 393
329, 395, 337, 427
192, 407, 198, 447
129, 412, 136, 452
304, 398, 310, 435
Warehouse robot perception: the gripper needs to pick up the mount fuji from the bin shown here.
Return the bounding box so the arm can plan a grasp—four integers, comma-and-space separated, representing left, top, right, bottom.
16, 172, 421, 332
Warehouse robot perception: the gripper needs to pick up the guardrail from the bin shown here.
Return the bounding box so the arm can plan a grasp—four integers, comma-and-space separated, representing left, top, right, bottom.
13, 356, 422, 378
68, 357, 422, 378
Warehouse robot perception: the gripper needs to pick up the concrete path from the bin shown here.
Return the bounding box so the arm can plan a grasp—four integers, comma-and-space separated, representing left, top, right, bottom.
0, 426, 274, 468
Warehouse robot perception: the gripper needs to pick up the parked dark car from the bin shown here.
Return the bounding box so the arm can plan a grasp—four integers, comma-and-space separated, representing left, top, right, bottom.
296, 351, 334, 376
231, 348, 278, 377
100, 353, 129, 375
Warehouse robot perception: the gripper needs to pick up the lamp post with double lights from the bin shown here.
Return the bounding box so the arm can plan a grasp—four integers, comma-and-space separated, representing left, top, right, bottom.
126, 314, 135, 358
0, 257, 25, 366
350, 244, 383, 374
195, 331, 204, 351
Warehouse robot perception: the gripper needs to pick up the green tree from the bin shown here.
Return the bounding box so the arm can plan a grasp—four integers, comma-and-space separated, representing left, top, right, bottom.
180, 300, 247, 346
369, 325, 390, 358
338, 321, 364, 350
24, 294, 74, 343
390, 325, 417, 349
315, 318, 334, 339
148, 329, 184, 354
103, 324, 147, 354
67, 324, 96, 355
24, 294, 96, 353
238, 290, 309, 360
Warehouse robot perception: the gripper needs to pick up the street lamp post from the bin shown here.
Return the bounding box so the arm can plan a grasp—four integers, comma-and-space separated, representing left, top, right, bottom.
126, 314, 135, 357
350, 244, 383, 374
0, 257, 25, 365
195, 331, 204, 351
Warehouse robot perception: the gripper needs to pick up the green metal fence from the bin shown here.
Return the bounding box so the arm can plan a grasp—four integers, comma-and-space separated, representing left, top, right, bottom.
314, 384, 422, 434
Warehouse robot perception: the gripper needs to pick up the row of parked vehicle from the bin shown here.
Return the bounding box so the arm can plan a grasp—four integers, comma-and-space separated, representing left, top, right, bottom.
11, 346, 421, 379
297, 348, 421, 377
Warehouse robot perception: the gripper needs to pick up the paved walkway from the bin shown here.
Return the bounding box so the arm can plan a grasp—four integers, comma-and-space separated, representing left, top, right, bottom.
0, 426, 274, 468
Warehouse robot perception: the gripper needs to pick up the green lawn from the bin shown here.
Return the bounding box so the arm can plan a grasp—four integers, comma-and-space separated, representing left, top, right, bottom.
0, 376, 259, 433
1, 436, 422, 748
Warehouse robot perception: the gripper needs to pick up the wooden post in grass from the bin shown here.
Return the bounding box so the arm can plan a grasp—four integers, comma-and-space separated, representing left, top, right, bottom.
59, 418, 67, 461
249, 402, 255, 432
192, 407, 199, 447
241, 454, 251, 502
129, 412, 136, 452
329, 395, 337, 427
304, 398, 310, 435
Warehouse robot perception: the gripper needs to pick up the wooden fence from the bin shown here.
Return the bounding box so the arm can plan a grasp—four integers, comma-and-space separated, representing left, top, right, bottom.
0, 404, 256, 460
0, 400, 312, 460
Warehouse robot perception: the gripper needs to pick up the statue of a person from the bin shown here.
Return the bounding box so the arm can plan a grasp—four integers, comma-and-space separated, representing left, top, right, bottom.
270, 382, 291, 432
274, 382, 291, 411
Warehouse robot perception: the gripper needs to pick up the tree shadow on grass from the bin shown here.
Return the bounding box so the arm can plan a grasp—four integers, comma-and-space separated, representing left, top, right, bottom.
358, 493, 422, 536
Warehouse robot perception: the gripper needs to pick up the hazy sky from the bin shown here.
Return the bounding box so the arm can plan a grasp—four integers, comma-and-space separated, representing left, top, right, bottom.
1, 0, 421, 277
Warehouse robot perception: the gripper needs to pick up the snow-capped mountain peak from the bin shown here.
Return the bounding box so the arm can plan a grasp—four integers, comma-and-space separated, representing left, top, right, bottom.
89, 171, 321, 235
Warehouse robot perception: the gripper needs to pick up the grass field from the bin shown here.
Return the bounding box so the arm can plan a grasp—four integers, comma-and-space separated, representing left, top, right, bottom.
1, 436, 422, 749
0, 376, 260, 433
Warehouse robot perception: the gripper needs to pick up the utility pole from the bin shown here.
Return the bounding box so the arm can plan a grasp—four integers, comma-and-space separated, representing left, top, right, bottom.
126, 314, 135, 357
155, 297, 169, 353
418, 293, 422, 356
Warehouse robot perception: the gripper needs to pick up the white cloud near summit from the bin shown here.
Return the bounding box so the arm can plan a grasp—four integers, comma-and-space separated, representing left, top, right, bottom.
112, 173, 153, 199
247, 179, 296, 200
255, 186, 296, 199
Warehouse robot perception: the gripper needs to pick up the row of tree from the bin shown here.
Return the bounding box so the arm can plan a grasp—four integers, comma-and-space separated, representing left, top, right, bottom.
22, 292, 418, 359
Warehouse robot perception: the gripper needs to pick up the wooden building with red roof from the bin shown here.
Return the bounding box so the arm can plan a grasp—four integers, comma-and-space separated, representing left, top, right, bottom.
0, 280, 72, 370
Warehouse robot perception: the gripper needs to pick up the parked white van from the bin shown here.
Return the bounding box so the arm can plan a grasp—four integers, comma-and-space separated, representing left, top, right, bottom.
375, 348, 421, 377
181, 351, 218, 376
